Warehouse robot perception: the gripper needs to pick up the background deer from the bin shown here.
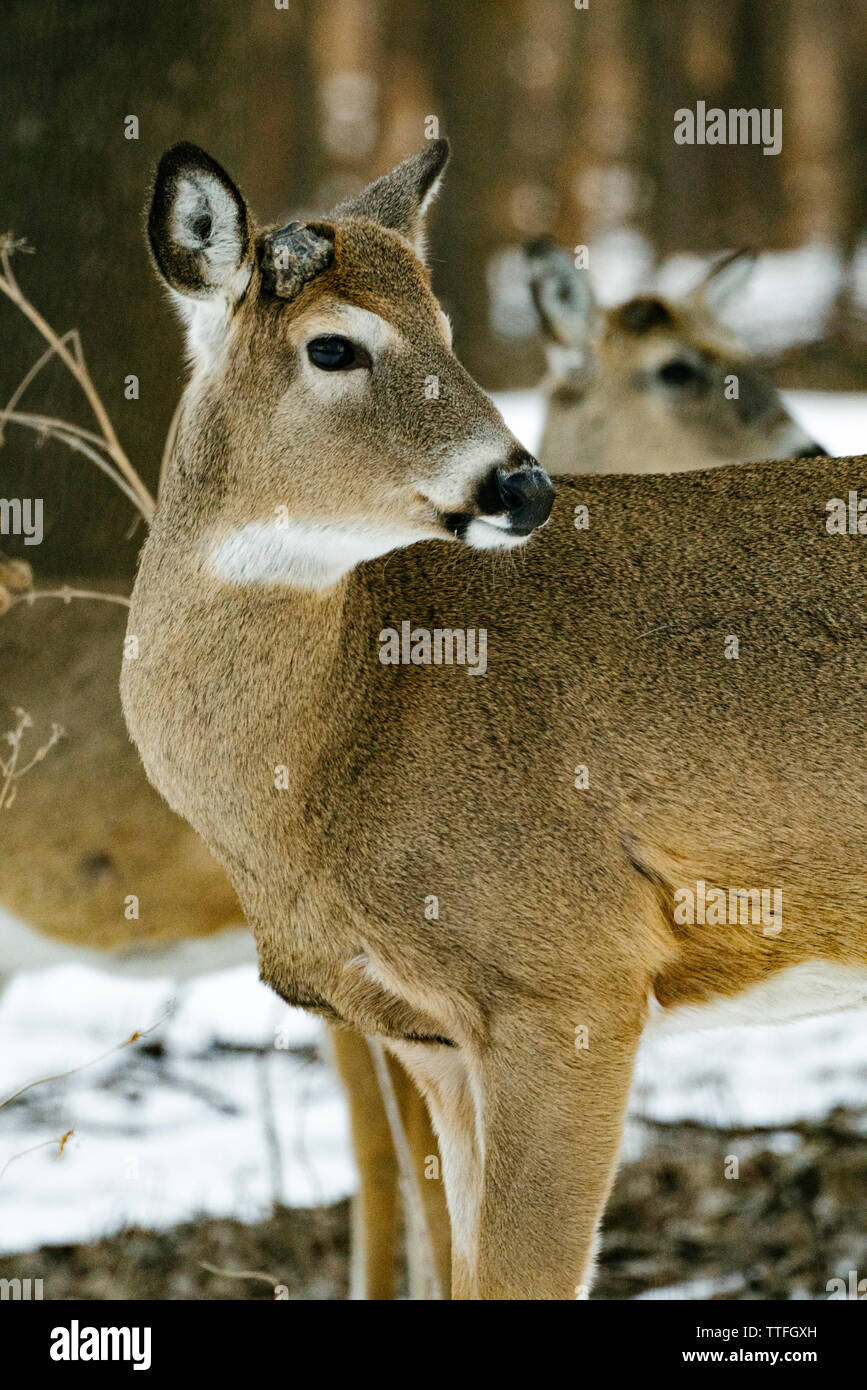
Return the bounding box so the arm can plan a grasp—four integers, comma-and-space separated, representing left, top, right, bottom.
526, 239, 826, 476
0, 558, 447, 1299
120, 138, 867, 1299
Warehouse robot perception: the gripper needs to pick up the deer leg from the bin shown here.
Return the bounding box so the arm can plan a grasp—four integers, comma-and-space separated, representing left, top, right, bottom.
391, 1057, 452, 1300
424, 994, 644, 1300
329, 1025, 451, 1299
327, 1024, 400, 1300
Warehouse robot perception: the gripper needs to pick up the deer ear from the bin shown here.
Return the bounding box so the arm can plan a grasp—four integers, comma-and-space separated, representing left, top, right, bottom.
148, 143, 252, 304
525, 240, 599, 350
332, 139, 450, 259
691, 247, 757, 316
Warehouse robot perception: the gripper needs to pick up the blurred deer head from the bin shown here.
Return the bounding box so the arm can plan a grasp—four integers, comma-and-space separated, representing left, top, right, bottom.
526, 242, 825, 475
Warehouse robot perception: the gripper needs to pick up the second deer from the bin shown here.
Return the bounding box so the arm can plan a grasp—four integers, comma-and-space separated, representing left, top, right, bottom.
526, 239, 825, 475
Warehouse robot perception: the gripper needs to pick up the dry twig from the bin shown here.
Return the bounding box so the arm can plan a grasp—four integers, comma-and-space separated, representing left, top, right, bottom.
0, 1130, 75, 1182
8, 586, 130, 612
0, 1004, 175, 1112
199, 1261, 284, 1291
0, 706, 63, 812
0, 232, 155, 522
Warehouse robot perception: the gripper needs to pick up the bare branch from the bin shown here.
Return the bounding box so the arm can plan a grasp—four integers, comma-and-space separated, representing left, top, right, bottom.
199, 1262, 283, 1291
2, 411, 145, 512
9, 585, 131, 611
0, 1131, 75, 1183
0, 706, 63, 812
0, 328, 81, 445
0, 236, 156, 522
0, 1004, 174, 1111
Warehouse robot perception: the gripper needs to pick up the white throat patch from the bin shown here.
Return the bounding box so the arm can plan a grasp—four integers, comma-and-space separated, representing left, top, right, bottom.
210, 518, 429, 590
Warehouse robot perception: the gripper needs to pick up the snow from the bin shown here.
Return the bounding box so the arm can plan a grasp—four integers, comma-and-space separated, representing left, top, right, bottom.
3, 957, 867, 1257
0, 965, 353, 1253
1, 387, 866, 1258
782, 392, 867, 458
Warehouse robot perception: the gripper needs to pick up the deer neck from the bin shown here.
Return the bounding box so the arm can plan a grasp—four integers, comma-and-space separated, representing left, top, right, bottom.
540, 381, 608, 475
125, 508, 375, 906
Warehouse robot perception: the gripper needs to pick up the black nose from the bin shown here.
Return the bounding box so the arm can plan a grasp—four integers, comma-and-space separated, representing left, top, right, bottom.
479, 454, 554, 535
794, 441, 828, 459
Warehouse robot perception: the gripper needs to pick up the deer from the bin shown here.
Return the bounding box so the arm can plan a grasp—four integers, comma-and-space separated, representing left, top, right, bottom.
525, 239, 826, 476
120, 136, 867, 1299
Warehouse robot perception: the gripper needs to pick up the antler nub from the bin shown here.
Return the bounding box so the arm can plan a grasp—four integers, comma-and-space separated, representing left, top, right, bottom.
260, 222, 334, 300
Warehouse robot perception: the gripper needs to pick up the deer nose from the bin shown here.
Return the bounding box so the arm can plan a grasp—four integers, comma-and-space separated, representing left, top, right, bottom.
492, 460, 554, 534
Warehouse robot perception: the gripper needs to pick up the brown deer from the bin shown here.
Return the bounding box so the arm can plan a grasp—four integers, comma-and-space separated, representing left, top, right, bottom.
122, 139, 867, 1299
526, 239, 825, 476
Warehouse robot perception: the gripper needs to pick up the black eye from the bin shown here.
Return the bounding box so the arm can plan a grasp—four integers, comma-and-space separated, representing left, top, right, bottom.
658, 358, 702, 388
306, 335, 367, 371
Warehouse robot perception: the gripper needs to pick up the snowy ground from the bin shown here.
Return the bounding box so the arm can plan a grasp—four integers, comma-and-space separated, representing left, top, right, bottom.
3, 958, 867, 1259
1, 387, 866, 1259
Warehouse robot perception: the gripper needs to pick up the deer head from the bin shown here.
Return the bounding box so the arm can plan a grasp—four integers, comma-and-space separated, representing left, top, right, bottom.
526, 241, 825, 475
147, 142, 553, 590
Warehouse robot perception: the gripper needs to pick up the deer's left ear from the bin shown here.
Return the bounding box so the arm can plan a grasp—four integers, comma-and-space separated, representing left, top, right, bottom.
148, 143, 253, 304
525, 239, 599, 350
332, 139, 450, 260
148, 143, 255, 363
690, 247, 757, 316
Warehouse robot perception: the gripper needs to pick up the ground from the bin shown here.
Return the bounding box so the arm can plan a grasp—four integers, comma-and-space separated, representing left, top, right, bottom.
3, 1108, 863, 1300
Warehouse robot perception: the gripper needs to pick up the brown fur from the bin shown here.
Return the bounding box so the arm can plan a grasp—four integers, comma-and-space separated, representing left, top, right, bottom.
125, 456, 867, 1298
0, 584, 236, 949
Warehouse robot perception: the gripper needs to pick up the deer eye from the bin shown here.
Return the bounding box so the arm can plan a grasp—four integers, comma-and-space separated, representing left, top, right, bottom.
658, 358, 703, 388
306, 335, 369, 371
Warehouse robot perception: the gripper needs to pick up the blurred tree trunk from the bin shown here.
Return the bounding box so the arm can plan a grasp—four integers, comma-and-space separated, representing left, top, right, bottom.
428, 0, 525, 387
829, 0, 867, 346
1, 0, 251, 577
244, 0, 321, 224
641, 0, 788, 252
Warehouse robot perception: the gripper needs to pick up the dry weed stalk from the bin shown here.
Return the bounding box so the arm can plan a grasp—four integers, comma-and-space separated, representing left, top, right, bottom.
0, 233, 155, 521
0, 1004, 175, 1113
0, 1131, 74, 1182
9, 586, 131, 612
0, 236, 142, 658
0, 706, 63, 812
199, 1262, 284, 1292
